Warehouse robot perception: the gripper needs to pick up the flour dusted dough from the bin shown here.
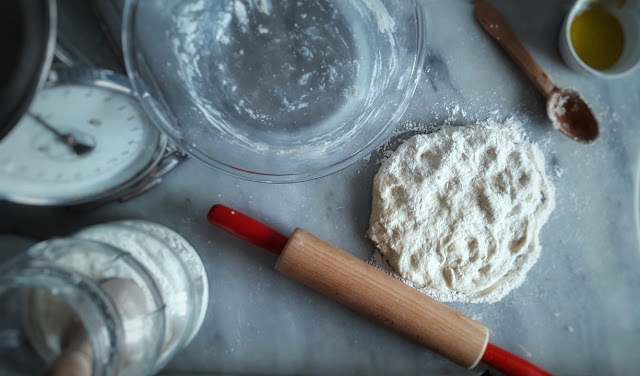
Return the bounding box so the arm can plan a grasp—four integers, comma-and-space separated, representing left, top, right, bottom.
367, 123, 555, 303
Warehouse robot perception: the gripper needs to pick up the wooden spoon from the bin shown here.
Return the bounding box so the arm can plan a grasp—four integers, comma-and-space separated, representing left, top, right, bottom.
43, 321, 92, 376
473, 0, 599, 143
43, 279, 148, 376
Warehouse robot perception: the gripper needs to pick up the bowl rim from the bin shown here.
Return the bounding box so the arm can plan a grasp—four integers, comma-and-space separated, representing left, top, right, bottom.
122, 0, 427, 183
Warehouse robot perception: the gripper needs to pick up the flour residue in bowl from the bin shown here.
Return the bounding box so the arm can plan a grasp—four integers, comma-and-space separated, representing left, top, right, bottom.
170, 0, 400, 154
362, 0, 395, 37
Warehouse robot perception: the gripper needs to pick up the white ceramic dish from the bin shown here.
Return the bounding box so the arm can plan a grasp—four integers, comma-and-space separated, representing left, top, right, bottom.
559, 0, 640, 78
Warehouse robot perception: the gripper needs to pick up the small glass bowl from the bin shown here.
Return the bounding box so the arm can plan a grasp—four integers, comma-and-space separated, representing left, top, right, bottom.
123, 0, 426, 182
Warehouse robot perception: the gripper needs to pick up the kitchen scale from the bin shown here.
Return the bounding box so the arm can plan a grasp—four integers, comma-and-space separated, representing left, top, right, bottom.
0, 68, 186, 206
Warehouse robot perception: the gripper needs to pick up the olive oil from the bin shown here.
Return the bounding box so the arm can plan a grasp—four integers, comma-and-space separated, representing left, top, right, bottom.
570, 8, 624, 70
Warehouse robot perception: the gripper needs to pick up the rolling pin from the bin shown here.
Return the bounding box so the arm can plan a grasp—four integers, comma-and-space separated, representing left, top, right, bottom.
208, 204, 552, 375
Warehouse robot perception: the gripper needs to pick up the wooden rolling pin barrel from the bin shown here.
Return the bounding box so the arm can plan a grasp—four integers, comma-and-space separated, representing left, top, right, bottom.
207, 204, 552, 376
279, 228, 488, 368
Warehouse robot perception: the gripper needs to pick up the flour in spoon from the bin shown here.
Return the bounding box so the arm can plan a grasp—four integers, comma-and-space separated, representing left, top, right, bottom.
367, 120, 555, 303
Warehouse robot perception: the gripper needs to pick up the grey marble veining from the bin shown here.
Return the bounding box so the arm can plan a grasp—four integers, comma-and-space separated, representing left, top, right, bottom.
2, 0, 640, 374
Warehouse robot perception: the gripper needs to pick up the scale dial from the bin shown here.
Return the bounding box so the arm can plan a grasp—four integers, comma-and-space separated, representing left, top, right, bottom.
0, 70, 165, 205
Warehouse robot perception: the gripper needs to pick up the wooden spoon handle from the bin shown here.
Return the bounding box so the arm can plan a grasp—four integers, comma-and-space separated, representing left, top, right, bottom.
44, 322, 92, 376
44, 347, 92, 376
473, 0, 557, 97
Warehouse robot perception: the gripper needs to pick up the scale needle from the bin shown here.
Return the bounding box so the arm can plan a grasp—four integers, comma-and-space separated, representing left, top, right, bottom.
28, 112, 95, 156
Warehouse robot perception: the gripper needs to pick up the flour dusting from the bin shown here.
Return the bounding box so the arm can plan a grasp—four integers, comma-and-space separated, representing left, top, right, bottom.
367, 120, 555, 303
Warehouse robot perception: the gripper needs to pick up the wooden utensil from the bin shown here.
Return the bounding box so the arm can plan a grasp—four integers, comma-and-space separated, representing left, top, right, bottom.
43, 279, 148, 376
474, 0, 599, 143
44, 321, 92, 376
207, 204, 552, 375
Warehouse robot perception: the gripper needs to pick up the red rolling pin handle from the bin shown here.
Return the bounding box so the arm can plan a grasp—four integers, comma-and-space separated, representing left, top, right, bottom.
482, 343, 553, 376
207, 204, 553, 376
207, 204, 288, 255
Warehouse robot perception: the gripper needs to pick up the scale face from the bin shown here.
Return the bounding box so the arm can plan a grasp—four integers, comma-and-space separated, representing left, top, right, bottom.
0, 69, 179, 206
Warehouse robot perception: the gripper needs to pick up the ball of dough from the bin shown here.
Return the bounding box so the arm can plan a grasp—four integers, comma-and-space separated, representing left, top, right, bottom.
367, 124, 555, 303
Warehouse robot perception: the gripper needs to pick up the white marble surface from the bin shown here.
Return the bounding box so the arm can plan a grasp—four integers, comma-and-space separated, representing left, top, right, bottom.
2, 0, 640, 374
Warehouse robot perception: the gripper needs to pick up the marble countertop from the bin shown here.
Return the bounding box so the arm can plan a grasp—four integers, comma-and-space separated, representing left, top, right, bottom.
2, 0, 640, 374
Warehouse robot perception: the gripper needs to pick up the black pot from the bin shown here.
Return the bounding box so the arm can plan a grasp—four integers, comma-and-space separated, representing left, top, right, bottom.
0, 0, 56, 141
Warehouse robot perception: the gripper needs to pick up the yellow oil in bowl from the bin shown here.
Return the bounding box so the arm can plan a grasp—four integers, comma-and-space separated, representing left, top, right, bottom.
570, 8, 624, 70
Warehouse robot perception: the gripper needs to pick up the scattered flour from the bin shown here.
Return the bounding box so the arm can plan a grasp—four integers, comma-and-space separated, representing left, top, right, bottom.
517, 344, 533, 358
367, 120, 555, 303
554, 165, 566, 179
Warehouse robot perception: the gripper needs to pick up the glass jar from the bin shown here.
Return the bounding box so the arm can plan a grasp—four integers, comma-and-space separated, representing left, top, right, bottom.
0, 220, 209, 376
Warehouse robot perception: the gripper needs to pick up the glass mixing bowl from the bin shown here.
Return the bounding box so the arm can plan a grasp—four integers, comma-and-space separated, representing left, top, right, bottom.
123, 0, 425, 182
